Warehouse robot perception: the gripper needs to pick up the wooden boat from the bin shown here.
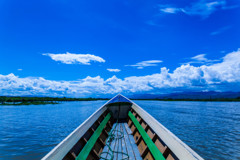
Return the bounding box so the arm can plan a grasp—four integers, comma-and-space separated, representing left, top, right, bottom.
42, 94, 203, 160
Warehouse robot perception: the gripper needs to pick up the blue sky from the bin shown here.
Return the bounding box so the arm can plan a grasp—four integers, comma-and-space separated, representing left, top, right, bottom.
0, 0, 240, 97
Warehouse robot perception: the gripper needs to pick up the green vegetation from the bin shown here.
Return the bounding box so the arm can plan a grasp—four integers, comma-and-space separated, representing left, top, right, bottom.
1, 96, 240, 105
0, 96, 109, 105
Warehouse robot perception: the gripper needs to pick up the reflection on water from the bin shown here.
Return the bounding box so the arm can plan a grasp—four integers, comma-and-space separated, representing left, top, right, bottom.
0, 101, 240, 160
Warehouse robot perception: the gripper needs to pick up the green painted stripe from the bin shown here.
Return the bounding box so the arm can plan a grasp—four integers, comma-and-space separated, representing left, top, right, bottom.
76, 113, 111, 160
128, 111, 166, 160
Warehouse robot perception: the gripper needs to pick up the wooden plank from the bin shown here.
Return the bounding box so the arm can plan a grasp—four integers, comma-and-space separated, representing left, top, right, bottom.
132, 127, 138, 135
155, 139, 167, 154
114, 124, 120, 159
125, 123, 142, 160
83, 138, 88, 143
122, 123, 136, 160
128, 111, 165, 160
101, 123, 117, 159
71, 152, 77, 159
163, 147, 171, 158
91, 149, 100, 159
124, 123, 133, 135
120, 125, 124, 160
136, 136, 143, 146
166, 154, 175, 160
137, 137, 147, 156
109, 124, 118, 159
76, 113, 111, 160
120, 123, 130, 160
90, 127, 95, 132
152, 134, 157, 142
97, 138, 105, 148
103, 129, 109, 136
117, 123, 122, 160
145, 152, 154, 160
141, 146, 149, 158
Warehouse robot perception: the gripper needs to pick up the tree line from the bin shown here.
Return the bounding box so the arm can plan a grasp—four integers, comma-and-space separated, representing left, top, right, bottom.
0, 96, 109, 105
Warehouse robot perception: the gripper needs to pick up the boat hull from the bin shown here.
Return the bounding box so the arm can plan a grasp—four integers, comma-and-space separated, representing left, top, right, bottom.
42, 94, 203, 160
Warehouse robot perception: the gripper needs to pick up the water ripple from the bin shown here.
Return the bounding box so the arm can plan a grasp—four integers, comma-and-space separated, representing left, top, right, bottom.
0, 101, 240, 160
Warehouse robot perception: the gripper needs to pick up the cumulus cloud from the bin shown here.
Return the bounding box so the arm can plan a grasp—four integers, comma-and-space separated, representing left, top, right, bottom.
126, 60, 163, 69
43, 52, 105, 65
107, 69, 121, 72
1, 49, 240, 96
159, 0, 235, 18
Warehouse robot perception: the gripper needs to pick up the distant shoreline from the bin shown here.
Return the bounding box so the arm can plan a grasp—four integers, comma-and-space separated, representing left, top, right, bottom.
1, 101, 59, 105
1, 96, 240, 105
131, 98, 240, 102
0, 97, 109, 105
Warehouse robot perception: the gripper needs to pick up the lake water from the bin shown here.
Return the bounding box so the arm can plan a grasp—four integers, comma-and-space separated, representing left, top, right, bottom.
0, 101, 239, 160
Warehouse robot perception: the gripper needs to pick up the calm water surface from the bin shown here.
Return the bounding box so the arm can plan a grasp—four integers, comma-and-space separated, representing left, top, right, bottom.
0, 101, 239, 160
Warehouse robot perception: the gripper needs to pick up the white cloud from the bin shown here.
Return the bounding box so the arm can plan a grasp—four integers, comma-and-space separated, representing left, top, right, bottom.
1, 49, 240, 96
185, 54, 219, 64
210, 26, 231, 35
158, 4, 182, 14
17, 69, 23, 71
202, 49, 240, 83
182, 0, 226, 18
126, 60, 163, 69
107, 69, 121, 72
192, 54, 209, 62
43, 52, 105, 65
160, 7, 181, 14
159, 0, 234, 18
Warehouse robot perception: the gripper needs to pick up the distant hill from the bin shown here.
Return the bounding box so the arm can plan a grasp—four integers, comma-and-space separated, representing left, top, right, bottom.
129, 91, 240, 100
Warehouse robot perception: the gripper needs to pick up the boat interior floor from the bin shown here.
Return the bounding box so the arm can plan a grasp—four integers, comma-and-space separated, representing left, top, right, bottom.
100, 122, 142, 160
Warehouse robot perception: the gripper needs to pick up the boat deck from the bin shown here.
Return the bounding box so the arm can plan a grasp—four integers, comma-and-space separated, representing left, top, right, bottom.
100, 123, 142, 160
